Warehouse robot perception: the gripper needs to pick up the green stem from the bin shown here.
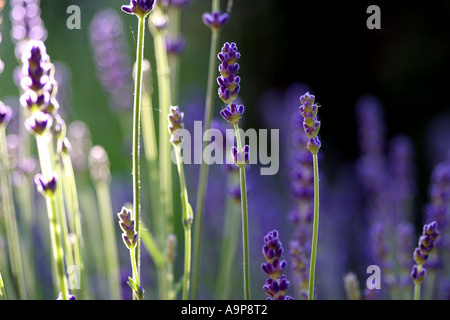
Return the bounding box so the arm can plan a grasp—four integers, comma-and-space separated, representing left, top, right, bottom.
36, 134, 69, 300
132, 15, 146, 286
168, 6, 181, 105
191, 5, 220, 299
129, 246, 140, 300
55, 161, 76, 298
233, 123, 250, 300
308, 152, 320, 300
0, 128, 27, 299
94, 180, 122, 300
0, 270, 6, 300
140, 221, 165, 268
215, 172, 240, 299
60, 153, 86, 299
152, 7, 174, 300
414, 265, 423, 300
174, 145, 193, 300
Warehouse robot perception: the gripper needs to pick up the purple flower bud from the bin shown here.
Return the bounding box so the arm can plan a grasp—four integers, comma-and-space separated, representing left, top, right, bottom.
57, 137, 72, 155
0, 102, 13, 127
307, 136, 321, 154
121, 0, 155, 18
57, 293, 76, 300
24, 111, 53, 136
202, 11, 230, 30
220, 103, 244, 124
230, 145, 249, 168
411, 265, 426, 285
168, 106, 184, 145
413, 247, 428, 266
34, 173, 57, 196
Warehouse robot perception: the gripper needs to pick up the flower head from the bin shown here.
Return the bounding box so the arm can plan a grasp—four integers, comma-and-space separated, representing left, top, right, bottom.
203, 11, 230, 30
168, 106, 184, 145
411, 221, 439, 286
261, 230, 292, 300
121, 0, 155, 18
118, 207, 138, 250
217, 42, 240, 105
299, 92, 321, 154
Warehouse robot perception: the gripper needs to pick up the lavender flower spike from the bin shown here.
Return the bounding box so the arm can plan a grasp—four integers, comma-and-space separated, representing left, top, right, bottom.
121, 0, 155, 18
261, 230, 292, 300
411, 221, 439, 298
299, 92, 321, 154
217, 42, 241, 105
168, 106, 184, 145
118, 207, 138, 250
203, 11, 230, 30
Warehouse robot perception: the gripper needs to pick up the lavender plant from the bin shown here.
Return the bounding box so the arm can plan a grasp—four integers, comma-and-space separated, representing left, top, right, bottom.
288, 109, 314, 300
121, 0, 155, 299
261, 230, 292, 300
411, 221, 439, 300
217, 42, 251, 300
298, 92, 321, 300
168, 106, 194, 300
148, 2, 176, 300
20, 40, 71, 299
191, 0, 229, 299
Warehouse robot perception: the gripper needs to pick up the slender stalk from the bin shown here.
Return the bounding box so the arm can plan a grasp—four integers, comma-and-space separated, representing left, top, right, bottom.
132, 15, 146, 285
152, 7, 175, 299
308, 153, 320, 300
233, 123, 250, 300
414, 265, 422, 300
192, 0, 221, 299
141, 75, 161, 238
174, 145, 193, 300
35, 134, 68, 300
55, 161, 76, 298
0, 270, 6, 300
140, 58, 166, 299
60, 153, 86, 299
129, 246, 140, 300
94, 180, 122, 300
140, 221, 165, 268
167, 6, 181, 105
215, 172, 240, 299
0, 128, 27, 299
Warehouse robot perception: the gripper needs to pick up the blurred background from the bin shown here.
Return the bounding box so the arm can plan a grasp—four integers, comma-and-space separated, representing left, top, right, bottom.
1, 0, 450, 300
